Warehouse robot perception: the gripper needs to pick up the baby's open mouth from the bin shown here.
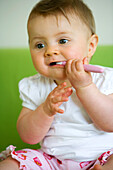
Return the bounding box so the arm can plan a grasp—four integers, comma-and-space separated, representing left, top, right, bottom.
49, 61, 66, 66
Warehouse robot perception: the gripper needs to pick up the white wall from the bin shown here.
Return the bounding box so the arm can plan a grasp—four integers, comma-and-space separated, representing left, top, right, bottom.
0, 0, 37, 48
0, 0, 113, 48
85, 0, 113, 45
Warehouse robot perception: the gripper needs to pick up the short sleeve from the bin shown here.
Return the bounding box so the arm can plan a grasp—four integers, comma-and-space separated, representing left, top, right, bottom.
19, 74, 46, 110
19, 78, 36, 110
92, 66, 113, 95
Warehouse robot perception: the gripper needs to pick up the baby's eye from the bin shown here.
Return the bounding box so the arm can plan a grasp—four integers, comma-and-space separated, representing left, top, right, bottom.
36, 43, 45, 49
59, 39, 68, 44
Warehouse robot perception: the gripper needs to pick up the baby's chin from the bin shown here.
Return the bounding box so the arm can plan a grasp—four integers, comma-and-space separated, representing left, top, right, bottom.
38, 69, 67, 81
51, 74, 67, 81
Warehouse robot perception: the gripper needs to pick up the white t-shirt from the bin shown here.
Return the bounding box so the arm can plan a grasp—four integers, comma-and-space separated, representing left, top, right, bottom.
19, 66, 113, 162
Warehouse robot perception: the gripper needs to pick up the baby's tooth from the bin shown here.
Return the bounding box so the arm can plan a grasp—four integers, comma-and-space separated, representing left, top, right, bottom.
56, 62, 62, 65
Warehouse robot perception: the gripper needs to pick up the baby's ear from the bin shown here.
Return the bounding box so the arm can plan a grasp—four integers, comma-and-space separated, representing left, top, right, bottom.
88, 34, 98, 60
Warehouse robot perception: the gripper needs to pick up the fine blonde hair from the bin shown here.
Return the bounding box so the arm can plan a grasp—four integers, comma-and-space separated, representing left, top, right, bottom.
28, 0, 96, 35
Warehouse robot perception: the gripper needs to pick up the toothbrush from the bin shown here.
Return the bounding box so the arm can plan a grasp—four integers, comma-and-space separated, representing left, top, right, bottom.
62, 61, 104, 73
83, 64, 104, 73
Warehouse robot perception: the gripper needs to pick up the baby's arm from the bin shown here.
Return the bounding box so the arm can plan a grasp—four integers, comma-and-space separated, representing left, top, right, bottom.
66, 59, 113, 132
77, 84, 113, 132
17, 82, 72, 144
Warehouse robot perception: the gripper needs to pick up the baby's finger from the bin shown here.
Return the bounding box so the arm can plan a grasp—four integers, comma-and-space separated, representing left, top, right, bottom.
52, 95, 69, 103
50, 82, 65, 98
52, 87, 72, 103
64, 87, 73, 97
57, 108, 64, 114
83, 57, 88, 65
71, 59, 77, 72
55, 105, 64, 114
65, 59, 73, 74
57, 82, 67, 90
51, 103, 64, 114
75, 60, 84, 71
53, 82, 67, 95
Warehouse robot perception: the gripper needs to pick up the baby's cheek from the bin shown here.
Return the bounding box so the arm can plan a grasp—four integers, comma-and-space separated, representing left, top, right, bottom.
67, 50, 84, 61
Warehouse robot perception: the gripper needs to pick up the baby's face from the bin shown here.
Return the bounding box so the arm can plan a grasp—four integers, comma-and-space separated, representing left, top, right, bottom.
28, 13, 92, 82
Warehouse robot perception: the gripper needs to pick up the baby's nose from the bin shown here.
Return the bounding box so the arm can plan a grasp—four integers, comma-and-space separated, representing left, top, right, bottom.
45, 46, 59, 57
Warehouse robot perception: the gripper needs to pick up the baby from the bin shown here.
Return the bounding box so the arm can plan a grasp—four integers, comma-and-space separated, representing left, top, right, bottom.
0, 0, 113, 169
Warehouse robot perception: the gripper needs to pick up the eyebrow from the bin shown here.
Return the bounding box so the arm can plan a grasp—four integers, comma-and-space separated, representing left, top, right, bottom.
30, 36, 45, 43
55, 31, 71, 36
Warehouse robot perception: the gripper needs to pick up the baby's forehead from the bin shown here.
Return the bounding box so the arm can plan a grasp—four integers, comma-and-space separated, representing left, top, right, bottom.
28, 12, 90, 35
28, 11, 83, 28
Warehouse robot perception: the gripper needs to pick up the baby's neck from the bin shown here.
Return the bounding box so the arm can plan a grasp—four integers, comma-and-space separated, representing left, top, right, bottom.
54, 79, 72, 88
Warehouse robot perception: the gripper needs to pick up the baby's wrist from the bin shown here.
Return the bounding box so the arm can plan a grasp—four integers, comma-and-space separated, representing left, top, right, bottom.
76, 82, 94, 93
42, 103, 54, 117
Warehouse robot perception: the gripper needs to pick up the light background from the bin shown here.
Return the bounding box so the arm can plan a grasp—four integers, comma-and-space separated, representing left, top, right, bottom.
0, 0, 113, 48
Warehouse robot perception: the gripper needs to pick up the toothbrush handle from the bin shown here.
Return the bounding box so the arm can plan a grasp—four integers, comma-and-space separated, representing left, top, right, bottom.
83, 64, 104, 73
62, 61, 104, 73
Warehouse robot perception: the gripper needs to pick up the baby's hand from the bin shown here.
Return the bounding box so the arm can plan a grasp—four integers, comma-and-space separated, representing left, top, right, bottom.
65, 59, 92, 90
43, 82, 73, 117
